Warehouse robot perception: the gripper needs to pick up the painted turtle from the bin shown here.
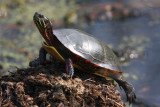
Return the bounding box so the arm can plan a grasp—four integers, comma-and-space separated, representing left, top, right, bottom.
30, 12, 136, 104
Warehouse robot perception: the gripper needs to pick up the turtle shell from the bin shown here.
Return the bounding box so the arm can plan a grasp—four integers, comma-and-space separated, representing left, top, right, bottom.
53, 29, 121, 72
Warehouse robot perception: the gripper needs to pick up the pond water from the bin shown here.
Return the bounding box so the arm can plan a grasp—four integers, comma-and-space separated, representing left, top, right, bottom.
83, 7, 160, 106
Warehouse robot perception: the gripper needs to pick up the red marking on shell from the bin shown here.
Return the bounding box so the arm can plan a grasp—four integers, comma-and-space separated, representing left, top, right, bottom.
105, 68, 108, 70
103, 72, 107, 76
85, 60, 89, 63
94, 64, 98, 68
75, 55, 80, 58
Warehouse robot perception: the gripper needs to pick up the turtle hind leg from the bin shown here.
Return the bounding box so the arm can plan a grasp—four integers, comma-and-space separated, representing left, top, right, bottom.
62, 58, 74, 79
115, 78, 136, 105
29, 47, 47, 67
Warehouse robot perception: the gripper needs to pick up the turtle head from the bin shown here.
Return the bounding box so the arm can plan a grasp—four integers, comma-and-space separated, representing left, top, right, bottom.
33, 12, 53, 33
33, 12, 54, 45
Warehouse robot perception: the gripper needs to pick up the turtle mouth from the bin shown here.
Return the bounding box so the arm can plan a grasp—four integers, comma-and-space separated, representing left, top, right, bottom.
33, 12, 51, 29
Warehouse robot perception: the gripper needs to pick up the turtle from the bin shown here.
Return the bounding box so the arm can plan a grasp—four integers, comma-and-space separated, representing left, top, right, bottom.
30, 12, 136, 104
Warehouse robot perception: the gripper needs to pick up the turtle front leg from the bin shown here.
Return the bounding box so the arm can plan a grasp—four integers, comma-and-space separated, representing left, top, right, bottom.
39, 47, 47, 65
29, 47, 47, 67
115, 79, 136, 105
62, 58, 74, 78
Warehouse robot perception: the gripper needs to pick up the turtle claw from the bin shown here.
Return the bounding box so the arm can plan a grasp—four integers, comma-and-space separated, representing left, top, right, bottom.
127, 90, 136, 105
62, 73, 72, 79
124, 82, 136, 105
125, 84, 136, 104
115, 79, 136, 105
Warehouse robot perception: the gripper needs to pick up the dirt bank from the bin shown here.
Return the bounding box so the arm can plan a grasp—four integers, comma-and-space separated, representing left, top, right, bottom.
0, 61, 126, 107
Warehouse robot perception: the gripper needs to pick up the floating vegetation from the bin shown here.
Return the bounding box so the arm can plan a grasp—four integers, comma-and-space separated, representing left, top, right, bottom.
117, 35, 150, 63
119, 35, 150, 53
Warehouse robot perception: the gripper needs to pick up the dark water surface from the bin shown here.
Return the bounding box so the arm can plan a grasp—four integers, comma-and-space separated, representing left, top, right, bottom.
84, 9, 160, 106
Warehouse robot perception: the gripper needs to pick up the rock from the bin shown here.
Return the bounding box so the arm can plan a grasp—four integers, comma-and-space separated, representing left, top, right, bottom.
0, 62, 126, 107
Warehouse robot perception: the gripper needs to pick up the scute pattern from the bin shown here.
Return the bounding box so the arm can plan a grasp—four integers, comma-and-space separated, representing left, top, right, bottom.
54, 29, 121, 71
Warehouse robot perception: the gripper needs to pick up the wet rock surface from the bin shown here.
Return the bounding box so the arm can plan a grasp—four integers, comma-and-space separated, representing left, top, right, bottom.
0, 61, 126, 107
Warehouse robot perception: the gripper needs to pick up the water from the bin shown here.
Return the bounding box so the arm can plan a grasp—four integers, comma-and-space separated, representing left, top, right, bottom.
84, 9, 160, 106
